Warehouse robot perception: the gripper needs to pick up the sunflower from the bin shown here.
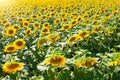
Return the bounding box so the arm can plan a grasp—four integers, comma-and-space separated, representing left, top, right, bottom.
77, 30, 89, 39
30, 14, 38, 19
23, 18, 30, 22
23, 21, 30, 28
37, 37, 47, 46
75, 58, 97, 67
17, 18, 23, 23
25, 29, 32, 36
37, 13, 42, 17
70, 20, 78, 26
92, 20, 98, 25
91, 26, 102, 33
42, 15, 47, 20
12, 24, 20, 30
4, 23, 11, 28
47, 33, 60, 42
1, 19, 8, 25
41, 27, 50, 34
109, 61, 118, 66
76, 16, 83, 22
4, 44, 17, 53
43, 22, 50, 28
62, 18, 68, 23
2, 62, 24, 73
13, 39, 26, 49
43, 55, 66, 67
5, 27, 16, 36
33, 22, 40, 28
54, 18, 61, 25
61, 24, 72, 30
67, 35, 78, 44
105, 27, 116, 35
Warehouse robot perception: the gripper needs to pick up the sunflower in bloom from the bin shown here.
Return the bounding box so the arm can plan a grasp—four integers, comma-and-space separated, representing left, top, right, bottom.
4, 44, 17, 53
2, 62, 24, 73
30, 14, 38, 19
5, 27, 16, 36
67, 35, 78, 44
91, 25, 102, 33
77, 30, 89, 39
13, 39, 26, 49
109, 61, 118, 66
47, 33, 60, 42
70, 20, 78, 26
12, 24, 20, 30
61, 24, 72, 30
54, 18, 61, 25
33, 22, 40, 29
17, 18, 23, 23
75, 58, 97, 67
62, 18, 68, 23
41, 27, 50, 34
37, 37, 47, 46
43, 55, 66, 67
105, 26, 116, 35
43, 22, 50, 28
25, 29, 32, 36
23, 21, 30, 28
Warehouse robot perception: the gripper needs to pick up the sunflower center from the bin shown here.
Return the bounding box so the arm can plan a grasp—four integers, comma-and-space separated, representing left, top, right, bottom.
7, 46, 15, 51
56, 20, 60, 23
44, 24, 48, 27
50, 57, 62, 64
8, 30, 14, 34
14, 26, 19, 29
79, 32, 87, 37
16, 41, 23, 46
33, 15, 37, 18
42, 29, 48, 32
71, 21, 76, 25
26, 30, 31, 34
69, 37, 76, 42
34, 23, 39, 27
64, 25, 69, 29
24, 22, 29, 26
7, 63, 19, 69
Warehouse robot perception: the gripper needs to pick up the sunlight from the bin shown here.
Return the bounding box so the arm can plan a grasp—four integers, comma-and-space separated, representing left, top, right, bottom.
0, 0, 12, 7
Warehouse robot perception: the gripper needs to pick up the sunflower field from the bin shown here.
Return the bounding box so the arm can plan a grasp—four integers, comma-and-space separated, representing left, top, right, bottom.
0, 0, 120, 80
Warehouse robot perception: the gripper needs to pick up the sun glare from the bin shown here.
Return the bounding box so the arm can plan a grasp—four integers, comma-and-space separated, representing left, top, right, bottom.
0, 0, 12, 7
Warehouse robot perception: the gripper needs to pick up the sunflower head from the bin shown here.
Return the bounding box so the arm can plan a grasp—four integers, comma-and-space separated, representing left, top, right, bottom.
43, 55, 66, 67
47, 33, 60, 42
25, 29, 32, 36
13, 38, 26, 49
30, 14, 38, 19
5, 27, 16, 37
4, 44, 17, 53
33, 22, 40, 28
92, 25, 102, 33
43, 22, 50, 28
62, 18, 68, 23
17, 18, 23, 23
2, 62, 24, 73
54, 18, 61, 25
77, 30, 89, 39
70, 20, 78, 26
75, 58, 97, 67
61, 24, 71, 30
37, 37, 47, 46
67, 35, 78, 44
12, 24, 20, 30
41, 27, 50, 34
23, 21, 30, 28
